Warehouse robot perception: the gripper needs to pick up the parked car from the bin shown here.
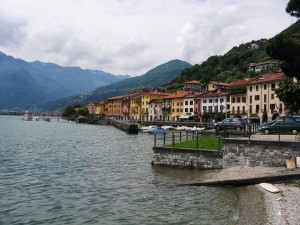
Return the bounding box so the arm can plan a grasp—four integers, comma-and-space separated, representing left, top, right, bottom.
214, 118, 245, 131
258, 116, 300, 135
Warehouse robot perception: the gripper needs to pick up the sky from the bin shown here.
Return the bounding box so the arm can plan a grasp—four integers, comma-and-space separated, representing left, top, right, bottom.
0, 0, 294, 76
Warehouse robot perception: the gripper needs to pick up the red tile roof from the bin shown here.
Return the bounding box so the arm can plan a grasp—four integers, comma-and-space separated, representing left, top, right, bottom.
200, 91, 229, 98
247, 72, 285, 84
162, 91, 188, 99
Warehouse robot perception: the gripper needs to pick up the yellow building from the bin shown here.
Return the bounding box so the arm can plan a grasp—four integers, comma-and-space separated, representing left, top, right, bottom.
205, 81, 229, 91
93, 101, 106, 115
162, 91, 188, 121
105, 95, 123, 118
141, 91, 168, 121
246, 72, 286, 121
130, 91, 144, 120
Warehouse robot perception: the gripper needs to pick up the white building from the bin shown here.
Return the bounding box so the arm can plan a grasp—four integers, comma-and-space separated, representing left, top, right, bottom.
149, 99, 162, 121
200, 90, 229, 116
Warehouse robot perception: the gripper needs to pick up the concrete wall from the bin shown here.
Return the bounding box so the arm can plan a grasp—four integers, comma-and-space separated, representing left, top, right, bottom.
152, 139, 300, 169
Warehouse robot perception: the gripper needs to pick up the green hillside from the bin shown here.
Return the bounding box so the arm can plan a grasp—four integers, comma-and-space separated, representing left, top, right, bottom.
174, 20, 300, 85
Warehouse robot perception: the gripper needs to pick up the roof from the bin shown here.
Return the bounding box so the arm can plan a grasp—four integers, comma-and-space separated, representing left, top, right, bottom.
207, 81, 229, 86
149, 99, 162, 104
249, 60, 279, 66
247, 72, 285, 84
162, 91, 188, 99
184, 80, 202, 85
199, 91, 229, 98
229, 76, 258, 86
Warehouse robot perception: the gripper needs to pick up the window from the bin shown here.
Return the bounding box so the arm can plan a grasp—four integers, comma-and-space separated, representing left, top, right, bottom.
249, 105, 252, 114
264, 84, 267, 90
242, 97, 246, 103
215, 98, 218, 103
185, 108, 188, 112
237, 97, 240, 103
264, 104, 267, 111
232, 107, 235, 114
250, 86, 252, 92
209, 99, 212, 103
203, 99, 207, 103
242, 106, 245, 113
271, 83, 275, 90
237, 106, 240, 114
220, 98, 224, 103
190, 101, 193, 105
256, 85, 258, 91
203, 106, 207, 112
232, 97, 235, 103
249, 96, 252, 104
177, 102, 179, 106
264, 94, 267, 103
185, 101, 188, 105
190, 108, 193, 112
177, 108, 179, 112
255, 95, 260, 101
208, 106, 212, 112
214, 106, 218, 112
256, 105, 260, 113
270, 104, 275, 111
271, 94, 274, 99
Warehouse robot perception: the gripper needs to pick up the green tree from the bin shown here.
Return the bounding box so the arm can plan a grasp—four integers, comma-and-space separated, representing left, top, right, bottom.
62, 105, 76, 118
266, 0, 300, 79
77, 106, 89, 116
286, 0, 300, 17
275, 77, 300, 114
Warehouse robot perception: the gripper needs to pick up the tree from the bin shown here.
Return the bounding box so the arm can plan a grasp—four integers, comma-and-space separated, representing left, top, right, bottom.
275, 77, 300, 114
286, 0, 300, 18
266, 0, 300, 79
62, 105, 76, 118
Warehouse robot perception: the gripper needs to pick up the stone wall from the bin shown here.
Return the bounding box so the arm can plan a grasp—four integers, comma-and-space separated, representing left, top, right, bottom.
223, 139, 300, 168
152, 139, 300, 169
152, 147, 223, 169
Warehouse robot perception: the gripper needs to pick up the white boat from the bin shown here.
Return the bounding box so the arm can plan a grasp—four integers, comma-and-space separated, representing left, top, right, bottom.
21, 110, 33, 121
259, 183, 280, 193
139, 125, 157, 133
161, 125, 175, 130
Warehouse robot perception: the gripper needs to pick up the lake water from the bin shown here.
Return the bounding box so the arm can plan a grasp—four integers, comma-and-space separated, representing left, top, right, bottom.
0, 116, 240, 224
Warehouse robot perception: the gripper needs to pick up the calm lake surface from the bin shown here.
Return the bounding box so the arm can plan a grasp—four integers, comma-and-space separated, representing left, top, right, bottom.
0, 116, 240, 225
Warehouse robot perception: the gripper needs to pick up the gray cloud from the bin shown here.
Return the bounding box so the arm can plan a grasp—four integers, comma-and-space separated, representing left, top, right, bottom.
0, 0, 292, 76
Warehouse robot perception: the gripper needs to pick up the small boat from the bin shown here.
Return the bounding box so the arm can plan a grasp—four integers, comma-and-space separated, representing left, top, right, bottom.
161, 125, 175, 130
21, 110, 33, 121
148, 129, 166, 134
259, 183, 280, 193
139, 125, 157, 133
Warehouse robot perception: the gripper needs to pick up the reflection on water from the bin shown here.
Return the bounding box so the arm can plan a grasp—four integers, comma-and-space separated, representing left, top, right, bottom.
0, 116, 238, 225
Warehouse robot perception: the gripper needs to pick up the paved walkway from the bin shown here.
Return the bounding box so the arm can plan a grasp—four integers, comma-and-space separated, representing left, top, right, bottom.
240, 133, 300, 142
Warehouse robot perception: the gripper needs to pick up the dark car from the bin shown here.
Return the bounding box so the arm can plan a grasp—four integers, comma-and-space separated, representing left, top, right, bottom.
258, 116, 300, 135
214, 118, 244, 131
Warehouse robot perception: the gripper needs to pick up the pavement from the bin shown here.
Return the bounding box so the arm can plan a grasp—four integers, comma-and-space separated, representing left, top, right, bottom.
239, 133, 300, 142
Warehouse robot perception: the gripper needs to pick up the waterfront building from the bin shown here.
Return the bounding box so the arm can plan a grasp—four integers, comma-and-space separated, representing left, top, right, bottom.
141, 91, 168, 121
149, 99, 162, 121
105, 95, 123, 119
199, 89, 229, 120
162, 91, 188, 121
130, 91, 144, 120
181, 93, 198, 120
87, 102, 96, 114
246, 72, 286, 121
228, 77, 257, 118
94, 101, 106, 115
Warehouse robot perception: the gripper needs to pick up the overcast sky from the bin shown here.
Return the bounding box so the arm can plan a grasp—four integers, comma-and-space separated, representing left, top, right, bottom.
0, 0, 294, 76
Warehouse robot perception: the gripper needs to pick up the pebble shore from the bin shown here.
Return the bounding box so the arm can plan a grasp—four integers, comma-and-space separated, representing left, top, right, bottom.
205, 166, 300, 225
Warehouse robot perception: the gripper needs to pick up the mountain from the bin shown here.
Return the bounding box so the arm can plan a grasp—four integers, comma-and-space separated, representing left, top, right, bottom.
0, 51, 129, 110
44, 59, 192, 110
0, 69, 52, 110
174, 20, 300, 84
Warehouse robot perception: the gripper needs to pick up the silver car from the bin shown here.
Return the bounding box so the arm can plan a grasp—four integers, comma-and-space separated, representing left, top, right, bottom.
214, 118, 244, 131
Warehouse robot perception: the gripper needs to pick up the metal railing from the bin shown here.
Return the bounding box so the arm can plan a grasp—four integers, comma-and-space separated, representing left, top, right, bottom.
153, 131, 222, 151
